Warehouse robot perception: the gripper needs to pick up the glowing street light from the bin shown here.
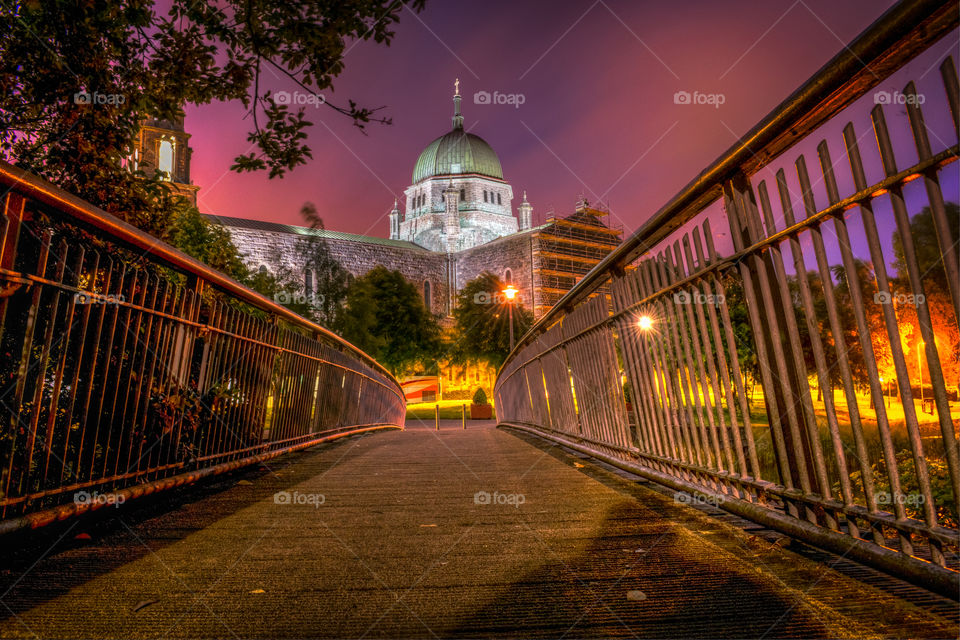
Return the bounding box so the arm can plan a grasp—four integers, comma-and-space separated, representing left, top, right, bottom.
637, 315, 654, 331
503, 285, 519, 351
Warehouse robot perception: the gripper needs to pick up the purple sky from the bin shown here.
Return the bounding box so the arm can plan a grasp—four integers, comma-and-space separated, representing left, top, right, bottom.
186, 0, 944, 241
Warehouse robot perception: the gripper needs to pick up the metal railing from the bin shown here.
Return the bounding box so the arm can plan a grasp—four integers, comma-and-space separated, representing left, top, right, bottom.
495, 0, 959, 597
0, 162, 405, 533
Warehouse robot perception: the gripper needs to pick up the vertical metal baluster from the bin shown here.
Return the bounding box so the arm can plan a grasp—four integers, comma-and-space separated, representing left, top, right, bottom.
727, 174, 816, 516
903, 80, 959, 325
702, 223, 760, 481
113, 269, 150, 478
126, 275, 163, 477
33, 241, 69, 490
683, 236, 736, 478
872, 104, 950, 561
755, 179, 835, 527
58, 247, 95, 486
940, 56, 959, 147
673, 240, 723, 472
641, 260, 684, 465
612, 275, 656, 456
796, 154, 913, 549
7, 229, 52, 499
773, 170, 861, 538
722, 181, 794, 502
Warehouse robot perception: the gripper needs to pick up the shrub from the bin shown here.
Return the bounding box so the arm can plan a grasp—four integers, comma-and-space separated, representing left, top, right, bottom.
472, 388, 488, 405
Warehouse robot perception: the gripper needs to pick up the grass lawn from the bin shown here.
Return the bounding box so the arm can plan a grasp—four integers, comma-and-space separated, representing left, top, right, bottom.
406, 399, 493, 420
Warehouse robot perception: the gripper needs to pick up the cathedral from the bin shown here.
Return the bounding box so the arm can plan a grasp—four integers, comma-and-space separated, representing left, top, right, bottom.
145, 83, 623, 397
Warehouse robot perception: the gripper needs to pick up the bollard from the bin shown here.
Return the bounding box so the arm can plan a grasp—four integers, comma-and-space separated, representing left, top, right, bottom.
435, 403, 439, 431
462, 403, 466, 429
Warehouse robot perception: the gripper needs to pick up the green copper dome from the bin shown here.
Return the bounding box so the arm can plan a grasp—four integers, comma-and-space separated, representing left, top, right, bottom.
412, 130, 503, 183
412, 87, 503, 183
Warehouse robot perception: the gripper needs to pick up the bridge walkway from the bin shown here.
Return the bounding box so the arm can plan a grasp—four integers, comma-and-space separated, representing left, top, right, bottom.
0, 420, 955, 639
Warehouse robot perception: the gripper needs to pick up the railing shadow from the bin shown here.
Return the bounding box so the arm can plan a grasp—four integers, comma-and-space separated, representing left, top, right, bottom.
0, 433, 391, 624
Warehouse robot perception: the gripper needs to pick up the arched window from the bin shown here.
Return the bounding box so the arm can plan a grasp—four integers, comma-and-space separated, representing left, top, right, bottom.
258, 265, 268, 275
304, 268, 314, 297
504, 269, 513, 284
460, 188, 466, 201
423, 280, 432, 310
483, 191, 488, 203
157, 139, 174, 180
497, 193, 502, 205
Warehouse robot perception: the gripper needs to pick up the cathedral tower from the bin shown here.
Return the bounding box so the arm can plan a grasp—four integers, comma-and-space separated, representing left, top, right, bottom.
135, 117, 199, 206
397, 80, 518, 252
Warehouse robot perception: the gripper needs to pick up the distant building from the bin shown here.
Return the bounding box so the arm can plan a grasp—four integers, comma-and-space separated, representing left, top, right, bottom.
193, 83, 623, 396
134, 117, 199, 206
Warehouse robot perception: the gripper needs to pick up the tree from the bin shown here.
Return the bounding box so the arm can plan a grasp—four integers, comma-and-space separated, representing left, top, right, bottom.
248, 204, 352, 327
719, 276, 759, 403
892, 203, 960, 298
451, 272, 533, 370
0, 0, 425, 239
166, 201, 249, 281
831, 259, 884, 390
339, 266, 441, 376
297, 205, 353, 329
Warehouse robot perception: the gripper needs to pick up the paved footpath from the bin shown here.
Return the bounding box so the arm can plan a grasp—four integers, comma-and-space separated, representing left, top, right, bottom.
0, 420, 956, 639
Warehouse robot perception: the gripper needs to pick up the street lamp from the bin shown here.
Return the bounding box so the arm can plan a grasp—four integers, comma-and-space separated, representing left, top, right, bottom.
637, 315, 654, 331
918, 341, 924, 403
503, 285, 519, 350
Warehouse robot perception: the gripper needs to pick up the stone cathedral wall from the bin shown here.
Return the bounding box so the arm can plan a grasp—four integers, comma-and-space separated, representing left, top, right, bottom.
452, 230, 540, 317
224, 227, 450, 316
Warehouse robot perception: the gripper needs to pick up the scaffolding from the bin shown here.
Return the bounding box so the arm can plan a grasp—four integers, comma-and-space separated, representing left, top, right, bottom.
532, 202, 623, 317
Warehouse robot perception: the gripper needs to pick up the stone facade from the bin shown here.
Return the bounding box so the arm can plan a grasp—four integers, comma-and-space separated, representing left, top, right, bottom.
206, 216, 451, 316
452, 230, 538, 312
399, 175, 517, 252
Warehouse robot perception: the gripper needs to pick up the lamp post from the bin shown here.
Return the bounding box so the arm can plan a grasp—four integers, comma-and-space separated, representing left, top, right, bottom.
503, 285, 519, 351
918, 340, 924, 403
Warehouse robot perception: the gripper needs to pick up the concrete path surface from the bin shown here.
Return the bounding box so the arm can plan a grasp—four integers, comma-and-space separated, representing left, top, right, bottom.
0, 420, 956, 639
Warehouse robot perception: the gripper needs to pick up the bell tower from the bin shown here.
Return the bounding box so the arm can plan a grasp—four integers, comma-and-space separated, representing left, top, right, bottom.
136, 116, 200, 206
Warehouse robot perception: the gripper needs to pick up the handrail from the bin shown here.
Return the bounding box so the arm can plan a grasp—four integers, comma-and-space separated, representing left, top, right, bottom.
502, 0, 958, 366
0, 160, 402, 393
494, 0, 960, 596
0, 160, 407, 531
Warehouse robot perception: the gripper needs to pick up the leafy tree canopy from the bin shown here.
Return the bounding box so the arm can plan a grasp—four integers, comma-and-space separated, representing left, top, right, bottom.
256, 203, 353, 328
339, 266, 441, 376
893, 203, 959, 297
0, 0, 424, 238
451, 272, 533, 370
